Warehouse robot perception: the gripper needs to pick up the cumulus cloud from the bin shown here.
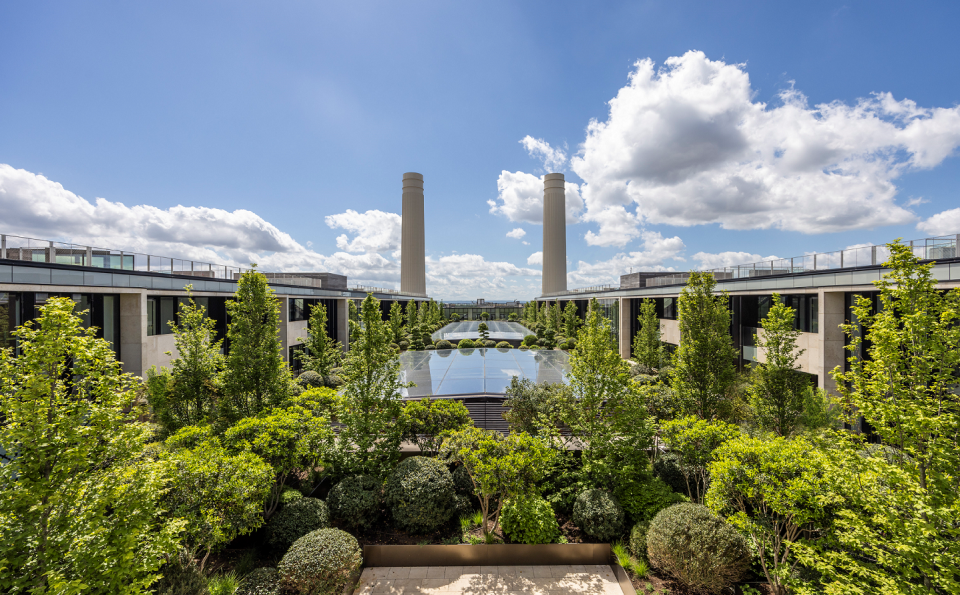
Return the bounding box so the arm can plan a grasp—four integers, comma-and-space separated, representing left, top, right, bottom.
692, 251, 780, 270
566, 51, 960, 246
324, 209, 401, 253
527, 251, 543, 266
568, 231, 685, 286
506, 227, 527, 239
917, 208, 960, 236
426, 253, 540, 300
488, 171, 584, 224
520, 136, 567, 172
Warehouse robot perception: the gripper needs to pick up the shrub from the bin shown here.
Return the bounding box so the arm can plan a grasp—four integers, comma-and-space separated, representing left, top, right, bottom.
646, 503, 750, 594
398, 339, 409, 350
327, 475, 381, 530
457, 339, 476, 348
615, 475, 687, 526
278, 529, 362, 595
154, 550, 209, 595
426, 345, 436, 350
452, 464, 475, 498
481, 340, 497, 348
522, 334, 538, 347
453, 494, 475, 518
237, 567, 280, 595
629, 521, 650, 560
572, 489, 625, 542
435, 340, 454, 349
281, 487, 304, 507
519, 345, 530, 351
384, 456, 455, 533
495, 341, 512, 349
267, 497, 331, 553
501, 496, 562, 544
389, 342, 400, 353
297, 370, 324, 389
652, 453, 688, 500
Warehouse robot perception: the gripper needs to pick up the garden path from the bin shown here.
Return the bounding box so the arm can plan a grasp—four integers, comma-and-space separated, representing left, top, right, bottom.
355, 564, 624, 594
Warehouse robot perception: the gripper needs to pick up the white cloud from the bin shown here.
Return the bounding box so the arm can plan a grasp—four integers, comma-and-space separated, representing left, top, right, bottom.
426, 253, 540, 300
692, 251, 780, 270
520, 136, 567, 172
568, 231, 685, 286
488, 171, 584, 225
918, 208, 960, 236
522, 240, 530, 246
527, 251, 543, 266
567, 51, 960, 246
324, 209, 401, 253
506, 227, 527, 239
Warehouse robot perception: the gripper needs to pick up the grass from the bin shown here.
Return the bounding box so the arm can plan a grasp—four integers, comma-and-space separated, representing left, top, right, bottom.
612, 541, 649, 579
207, 570, 241, 595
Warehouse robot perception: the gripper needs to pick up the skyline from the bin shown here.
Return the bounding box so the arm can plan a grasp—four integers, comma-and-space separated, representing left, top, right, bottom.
3, 2, 960, 300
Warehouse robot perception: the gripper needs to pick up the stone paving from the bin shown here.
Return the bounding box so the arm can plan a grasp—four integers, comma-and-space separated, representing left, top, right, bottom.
354, 564, 624, 595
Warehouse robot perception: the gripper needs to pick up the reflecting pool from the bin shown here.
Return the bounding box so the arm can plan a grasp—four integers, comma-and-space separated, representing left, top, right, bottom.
400, 348, 570, 397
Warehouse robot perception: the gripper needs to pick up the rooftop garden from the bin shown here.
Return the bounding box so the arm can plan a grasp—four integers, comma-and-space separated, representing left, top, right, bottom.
0, 240, 957, 595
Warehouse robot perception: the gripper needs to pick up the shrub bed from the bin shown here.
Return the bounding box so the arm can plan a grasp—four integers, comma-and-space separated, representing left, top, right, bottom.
435, 339, 454, 349
384, 456, 455, 533
268, 497, 331, 553
278, 528, 362, 595
501, 496, 562, 544
327, 474, 382, 530
572, 489, 624, 542
237, 567, 280, 595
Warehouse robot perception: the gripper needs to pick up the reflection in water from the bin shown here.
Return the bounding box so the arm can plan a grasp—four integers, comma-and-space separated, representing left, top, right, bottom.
399, 348, 570, 397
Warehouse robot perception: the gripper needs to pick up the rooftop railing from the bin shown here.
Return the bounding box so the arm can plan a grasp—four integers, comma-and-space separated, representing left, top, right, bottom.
542, 284, 615, 297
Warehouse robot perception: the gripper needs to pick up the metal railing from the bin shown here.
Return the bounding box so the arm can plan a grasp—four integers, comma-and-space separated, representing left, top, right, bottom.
351, 284, 423, 297
542, 284, 615, 297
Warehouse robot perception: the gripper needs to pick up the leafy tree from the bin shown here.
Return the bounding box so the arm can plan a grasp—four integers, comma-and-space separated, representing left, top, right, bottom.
502, 377, 573, 439
708, 435, 835, 595
671, 272, 738, 420
632, 298, 664, 370
348, 299, 360, 344
388, 301, 404, 344
405, 300, 419, 332
794, 241, 960, 594
477, 322, 490, 342
747, 293, 812, 436
479, 311, 490, 321
660, 415, 739, 502
549, 302, 562, 334
442, 427, 555, 541
221, 266, 289, 424
163, 437, 273, 570
562, 301, 581, 339
400, 398, 473, 455
333, 294, 408, 478
0, 298, 180, 593
223, 404, 333, 519
298, 301, 341, 381
508, 312, 519, 322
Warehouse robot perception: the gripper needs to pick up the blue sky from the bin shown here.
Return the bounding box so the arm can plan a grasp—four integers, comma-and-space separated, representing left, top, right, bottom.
2, 1, 960, 300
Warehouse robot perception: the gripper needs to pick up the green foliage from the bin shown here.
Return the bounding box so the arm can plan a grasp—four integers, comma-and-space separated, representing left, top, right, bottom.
278, 529, 362, 595
164, 439, 273, 569
477, 322, 490, 342
518, 345, 530, 350
405, 300, 419, 331
633, 299, 664, 370
154, 549, 210, 595
221, 267, 290, 424
614, 475, 687, 527
223, 403, 332, 518
237, 567, 280, 595
435, 339, 454, 349
267, 497, 331, 553
660, 415, 739, 502
495, 341, 512, 348
327, 474, 382, 530
501, 496, 562, 544
400, 398, 473, 455
747, 294, 813, 436
297, 370, 324, 389
442, 427, 555, 540
457, 338, 476, 348
646, 503, 751, 594
508, 312, 519, 322
652, 452, 687, 495
671, 272, 738, 420
479, 311, 490, 321
281, 487, 304, 506
208, 571, 241, 595
707, 435, 833, 595
0, 297, 181, 594
298, 302, 342, 381
613, 540, 649, 578
384, 456, 456, 533
389, 301, 404, 345
481, 339, 497, 348
522, 334, 538, 347
629, 522, 650, 561
563, 300, 581, 338
572, 489, 625, 542
165, 423, 216, 451
333, 294, 408, 478
501, 377, 572, 437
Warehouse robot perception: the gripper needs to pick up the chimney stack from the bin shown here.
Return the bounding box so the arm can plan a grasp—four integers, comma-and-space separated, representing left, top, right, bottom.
541, 173, 567, 295
401, 172, 426, 295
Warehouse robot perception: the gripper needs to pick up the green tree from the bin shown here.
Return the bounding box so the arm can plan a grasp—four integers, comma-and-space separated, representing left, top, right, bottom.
502, 377, 573, 439
747, 294, 812, 436
671, 272, 738, 420
708, 435, 835, 595
562, 301, 581, 339
223, 404, 333, 519
0, 298, 181, 593
479, 311, 490, 321
298, 301, 341, 381
405, 300, 419, 331
632, 298, 664, 369
660, 415, 740, 502
348, 299, 360, 344
400, 398, 473, 455
442, 427, 555, 541
508, 312, 519, 322
477, 322, 490, 342
388, 301, 404, 344
794, 241, 960, 594
220, 266, 289, 424
333, 294, 409, 478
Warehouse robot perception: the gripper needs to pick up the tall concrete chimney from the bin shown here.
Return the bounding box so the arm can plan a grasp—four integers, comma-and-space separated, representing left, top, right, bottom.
541, 173, 567, 295
401, 172, 426, 296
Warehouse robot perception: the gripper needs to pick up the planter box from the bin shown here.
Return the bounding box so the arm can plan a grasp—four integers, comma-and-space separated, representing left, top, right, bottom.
363, 543, 610, 567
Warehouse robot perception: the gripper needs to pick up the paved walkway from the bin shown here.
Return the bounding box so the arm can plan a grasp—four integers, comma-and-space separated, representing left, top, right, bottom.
355, 565, 624, 594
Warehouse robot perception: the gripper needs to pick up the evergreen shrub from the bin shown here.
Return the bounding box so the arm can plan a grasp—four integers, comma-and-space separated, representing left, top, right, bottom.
237, 567, 280, 595
501, 496, 561, 544
435, 340, 454, 349
457, 339, 476, 349
297, 371, 324, 388
398, 340, 409, 350
452, 464, 475, 498
154, 550, 209, 595
614, 475, 686, 526
519, 345, 530, 351
384, 456, 455, 533
280, 487, 304, 507
628, 521, 650, 560
278, 529, 362, 595
572, 489, 625, 542
522, 335, 538, 347
481, 340, 497, 348
495, 341, 512, 349
327, 474, 382, 530
267, 497, 331, 553
653, 452, 688, 495
646, 503, 750, 594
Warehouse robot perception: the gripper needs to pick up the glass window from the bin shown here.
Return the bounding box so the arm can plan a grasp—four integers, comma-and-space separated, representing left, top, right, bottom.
159, 297, 175, 335
147, 298, 157, 336
102, 295, 118, 353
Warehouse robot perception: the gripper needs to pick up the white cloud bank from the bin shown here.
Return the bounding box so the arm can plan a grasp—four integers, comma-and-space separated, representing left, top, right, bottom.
918, 208, 960, 236
488, 170, 584, 225
496, 50, 960, 249
0, 164, 539, 300
506, 227, 526, 239
692, 251, 780, 270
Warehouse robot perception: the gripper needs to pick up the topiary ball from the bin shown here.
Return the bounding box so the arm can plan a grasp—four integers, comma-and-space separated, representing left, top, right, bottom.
384, 456, 455, 533
297, 370, 324, 389
435, 340, 454, 349
495, 341, 513, 349
280, 487, 304, 507
327, 474, 382, 530
481, 340, 497, 348
398, 339, 410, 350
572, 489, 625, 542
628, 521, 650, 561
501, 496, 561, 545
237, 567, 280, 595
522, 334, 538, 347
519, 345, 530, 351
278, 528, 362, 595
451, 465, 474, 498
646, 503, 751, 594
457, 339, 476, 349
267, 497, 331, 553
